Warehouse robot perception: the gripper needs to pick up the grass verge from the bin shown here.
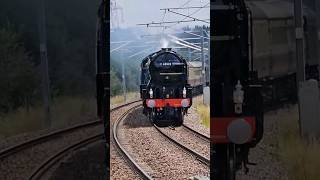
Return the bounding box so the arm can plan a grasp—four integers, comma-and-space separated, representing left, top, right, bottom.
0, 96, 96, 138
110, 92, 139, 106
278, 106, 320, 180
193, 96, 210, 128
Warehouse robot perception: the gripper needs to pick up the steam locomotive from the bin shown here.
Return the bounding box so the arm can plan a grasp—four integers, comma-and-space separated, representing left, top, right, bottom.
212, 0, 319, 179
140, 48, 199, 126
212, 0, 264, 179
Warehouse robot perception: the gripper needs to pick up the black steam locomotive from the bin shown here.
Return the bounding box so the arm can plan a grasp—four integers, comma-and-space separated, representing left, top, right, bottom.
140, 48, 193, 126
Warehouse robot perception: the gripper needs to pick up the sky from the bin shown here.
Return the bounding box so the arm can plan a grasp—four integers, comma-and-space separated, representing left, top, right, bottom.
111, 0, 210, 33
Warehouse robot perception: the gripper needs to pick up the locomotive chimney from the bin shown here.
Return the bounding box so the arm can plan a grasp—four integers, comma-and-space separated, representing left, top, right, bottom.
161, 48, 172, 51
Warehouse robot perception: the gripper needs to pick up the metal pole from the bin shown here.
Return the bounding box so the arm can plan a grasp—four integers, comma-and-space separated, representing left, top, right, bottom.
294, 0, 305, 135
207, 29, 210, 86
121, 55, 127, 103
201, 27, 205, 103
138, 67, 141, 86
201, 28, 205, 85
38, 0, 51, 127
315, 0, 320, 76
295, 0, 306, 82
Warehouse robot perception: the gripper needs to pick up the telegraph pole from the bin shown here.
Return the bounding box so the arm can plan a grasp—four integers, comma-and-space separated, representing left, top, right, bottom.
38, 0, 51, 127
201, 27, 206, 104
295, 0, 305, 83
201, 27, 205, 87
188, 47, 191, 61
294, 0, 305, 136
207, 29, 210, 86
315, 0, 320, 75
121, 53, 127, 103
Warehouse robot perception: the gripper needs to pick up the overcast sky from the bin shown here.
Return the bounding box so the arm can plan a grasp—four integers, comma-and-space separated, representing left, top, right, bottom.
112, 0, 210, 33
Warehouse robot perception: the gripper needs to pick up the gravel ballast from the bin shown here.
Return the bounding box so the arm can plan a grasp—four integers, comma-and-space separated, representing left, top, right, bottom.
160, 126, 210, 159
0, 125, 103, 180
184, 106, 209, 137
110, 102, 143, 180
236, 107, 292, 180
119, 107, 209, 179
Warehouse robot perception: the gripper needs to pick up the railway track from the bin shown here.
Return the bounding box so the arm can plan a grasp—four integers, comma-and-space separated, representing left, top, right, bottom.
27, 134, 103, 180
154, 124, 210, 166
112, 104, 153, 180
182, 124, 210, 142
0, 100, 141, 160
0, 100, 141, 180
114, 104, 209, 179
0, 99, 210, 179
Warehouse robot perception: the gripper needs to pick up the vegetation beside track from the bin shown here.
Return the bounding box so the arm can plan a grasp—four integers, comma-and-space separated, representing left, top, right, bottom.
0, 0, 100, 137
193, 96, 210, 128
110, 92, 140, 106
277, 105, 320, 180
0, 96, 96, 137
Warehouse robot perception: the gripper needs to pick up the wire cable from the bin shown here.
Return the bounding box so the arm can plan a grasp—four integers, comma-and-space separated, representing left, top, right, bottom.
166, 2, 209, 29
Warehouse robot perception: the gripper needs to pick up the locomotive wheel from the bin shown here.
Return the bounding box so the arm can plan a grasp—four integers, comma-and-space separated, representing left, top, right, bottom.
212, 144, 236, 180
174, 109, 184, 127
149, 110, 155, 124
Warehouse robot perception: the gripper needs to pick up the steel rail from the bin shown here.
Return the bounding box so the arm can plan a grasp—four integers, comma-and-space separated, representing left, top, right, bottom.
26, 100, 142, 179
0, 100, 141, 160
182, 124, 210, 142
153, 125, 210, 166
112, 104, 153, 180
27, 133, 104, 180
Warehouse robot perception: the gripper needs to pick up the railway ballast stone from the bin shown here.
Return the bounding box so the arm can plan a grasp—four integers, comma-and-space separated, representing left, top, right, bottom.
188, 175, 210, 180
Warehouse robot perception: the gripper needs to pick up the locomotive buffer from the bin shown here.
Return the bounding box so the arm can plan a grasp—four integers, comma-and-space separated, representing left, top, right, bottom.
211, 0, 264, 179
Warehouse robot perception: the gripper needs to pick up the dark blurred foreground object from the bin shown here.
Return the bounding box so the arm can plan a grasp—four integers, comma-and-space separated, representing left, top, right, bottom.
96, 0, 109, 177
211, 0, 263, 179
211, 0, 320, 179
299, 79, 320, 137
0, 0, 100, 115
38, 0, 51, 128
243, 0, 319, 108
49, 141, 107, 180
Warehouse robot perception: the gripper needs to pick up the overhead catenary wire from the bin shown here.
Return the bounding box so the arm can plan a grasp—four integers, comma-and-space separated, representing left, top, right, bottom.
155, 0, 193, 33
137, 19, 210, 26
128, 47, 155, 58
180, 0, 193, 8
184, 31, 209, 40
173, 40, 201, 51
166, 2, 209, 29
160, 6, 210, 10
168, 34, 208, 51
110, 42, 131, 53
166, 9, 209, 24
160, 8, 167, 33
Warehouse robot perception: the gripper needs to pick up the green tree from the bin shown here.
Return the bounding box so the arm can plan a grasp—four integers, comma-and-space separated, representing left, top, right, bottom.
0, 0, 100, 99
0, 26, 38, 113
110, 69, 122, 96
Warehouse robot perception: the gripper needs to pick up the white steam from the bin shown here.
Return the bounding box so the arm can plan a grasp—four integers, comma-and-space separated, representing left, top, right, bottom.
160, 38, 169, 48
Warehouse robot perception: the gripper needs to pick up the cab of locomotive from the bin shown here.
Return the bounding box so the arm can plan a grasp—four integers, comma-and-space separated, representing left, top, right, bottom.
140, 56, 151, 99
